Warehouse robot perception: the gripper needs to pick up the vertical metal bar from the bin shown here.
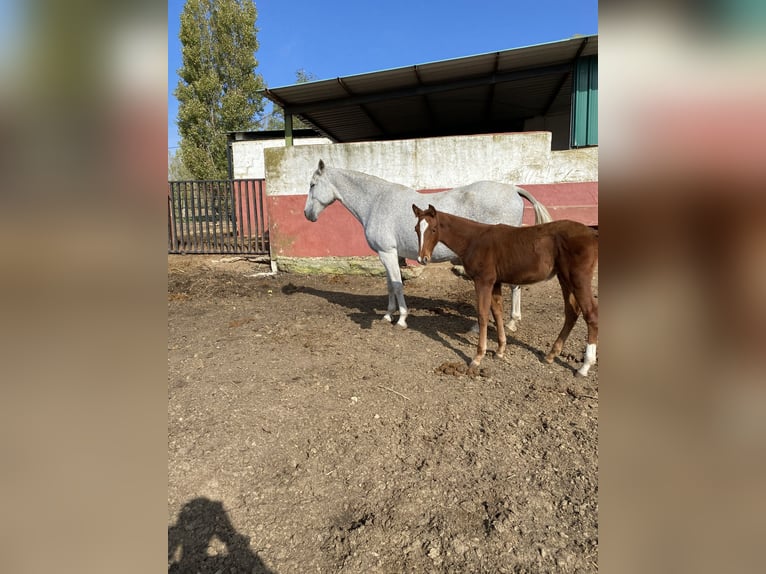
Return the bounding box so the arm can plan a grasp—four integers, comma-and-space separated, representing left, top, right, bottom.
176, 183, 183, 252
182, 182, 191, 253
252, 180, 260, 252
172, 182, 181, 252
168, 183, 175, 253
258, 179, 267, 253
225, 180, 233, 253
255, 179, 263, 252
206, 181, 213, 252
218, 181, 228, 253
230, 180, 237, 252
190, 181, 199, 251
230, 180, 237, 253
211, 181, 219, 251
244, 180, 254, 253
191, 181, 202, 251
196, 180, 210, 253
221, 181, 229, 253
202, 182, 209, 253
168, 184, 174, 252
234, 181, 243, 253
199, 181, 206, 252
173, 182, 181, 253
195, 181, 202, 253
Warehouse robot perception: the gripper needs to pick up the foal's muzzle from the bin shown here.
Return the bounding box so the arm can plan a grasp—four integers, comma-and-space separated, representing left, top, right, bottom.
418, 255, 430, 265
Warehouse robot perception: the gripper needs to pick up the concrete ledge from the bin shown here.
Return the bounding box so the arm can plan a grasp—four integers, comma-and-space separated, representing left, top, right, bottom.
274, 256, 424, 279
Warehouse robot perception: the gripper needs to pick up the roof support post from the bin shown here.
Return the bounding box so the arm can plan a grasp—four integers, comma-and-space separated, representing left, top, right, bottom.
285, 112, 293, 146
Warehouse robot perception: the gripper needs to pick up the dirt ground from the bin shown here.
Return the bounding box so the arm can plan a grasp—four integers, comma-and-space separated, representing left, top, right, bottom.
168, 255, 598, 573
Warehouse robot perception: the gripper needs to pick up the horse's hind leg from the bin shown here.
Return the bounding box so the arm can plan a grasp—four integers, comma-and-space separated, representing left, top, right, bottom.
491, 282, 507, 359
378, 250, 408, 328
574, 284, 598, 377
545, 277, 580, 365
508, 285, 521, 332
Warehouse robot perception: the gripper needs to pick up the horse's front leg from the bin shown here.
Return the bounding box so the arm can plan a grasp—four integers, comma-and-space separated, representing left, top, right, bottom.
378, 250, 408, 328
470, 282, 492, 367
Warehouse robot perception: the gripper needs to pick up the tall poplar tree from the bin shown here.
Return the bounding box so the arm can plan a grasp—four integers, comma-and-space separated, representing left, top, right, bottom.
175, 0, 265, 179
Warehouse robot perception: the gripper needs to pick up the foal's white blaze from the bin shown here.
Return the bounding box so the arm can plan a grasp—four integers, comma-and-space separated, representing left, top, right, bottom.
577, 343, 597, 377
417, 219, 429, 263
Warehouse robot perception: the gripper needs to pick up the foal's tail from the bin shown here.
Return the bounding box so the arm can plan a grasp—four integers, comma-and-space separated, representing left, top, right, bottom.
516, 188, 553, 224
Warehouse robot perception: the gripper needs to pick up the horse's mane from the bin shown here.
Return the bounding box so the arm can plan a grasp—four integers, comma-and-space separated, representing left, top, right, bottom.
331, 167, 414, 193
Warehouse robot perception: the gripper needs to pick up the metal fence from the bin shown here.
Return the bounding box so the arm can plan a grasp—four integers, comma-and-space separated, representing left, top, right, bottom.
168, 179, 268, 255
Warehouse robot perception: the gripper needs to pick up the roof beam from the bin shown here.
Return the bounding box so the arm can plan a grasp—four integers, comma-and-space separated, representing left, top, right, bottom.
413, 65, 437, 131
481, 52, 501, 126
336, 77, 388, 137
541, 37, 590, 116
270, 62, 572, 116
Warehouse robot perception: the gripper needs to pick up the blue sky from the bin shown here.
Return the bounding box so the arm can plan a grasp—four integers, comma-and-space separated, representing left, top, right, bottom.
168, 0, 598, 150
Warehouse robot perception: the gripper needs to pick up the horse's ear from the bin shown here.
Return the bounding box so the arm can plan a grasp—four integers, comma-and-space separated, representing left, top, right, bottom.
318, 159, 325, 172
412, 204, 422, 216
427, 204, 437, 216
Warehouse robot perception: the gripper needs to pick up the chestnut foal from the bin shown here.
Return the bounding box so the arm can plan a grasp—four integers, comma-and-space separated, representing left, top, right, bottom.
413, 204, 599, 376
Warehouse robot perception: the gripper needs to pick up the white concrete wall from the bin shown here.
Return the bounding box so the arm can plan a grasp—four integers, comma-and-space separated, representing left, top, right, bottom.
231, 136, 331, 179
263, 132, 598, 196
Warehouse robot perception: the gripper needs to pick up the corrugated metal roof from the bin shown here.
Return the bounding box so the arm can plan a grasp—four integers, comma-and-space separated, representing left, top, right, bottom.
262, 35, 597, 143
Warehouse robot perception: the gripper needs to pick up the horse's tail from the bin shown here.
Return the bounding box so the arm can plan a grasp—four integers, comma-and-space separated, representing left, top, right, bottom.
516, 188, 553, 224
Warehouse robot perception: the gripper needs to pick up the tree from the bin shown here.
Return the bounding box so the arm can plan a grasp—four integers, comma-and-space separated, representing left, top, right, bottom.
168, 149, 193, 180
175, 0, 265, 179
263, 68, 318, 130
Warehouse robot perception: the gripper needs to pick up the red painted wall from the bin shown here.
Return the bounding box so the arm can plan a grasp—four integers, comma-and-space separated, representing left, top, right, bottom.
268, 182, 598, 258
519, 182, 598, 226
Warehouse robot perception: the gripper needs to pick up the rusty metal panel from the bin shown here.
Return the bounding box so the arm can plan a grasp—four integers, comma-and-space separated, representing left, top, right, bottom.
168, 179, 269, 255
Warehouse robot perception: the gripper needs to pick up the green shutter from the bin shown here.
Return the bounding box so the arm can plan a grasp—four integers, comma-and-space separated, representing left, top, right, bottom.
571, 56, 598, 147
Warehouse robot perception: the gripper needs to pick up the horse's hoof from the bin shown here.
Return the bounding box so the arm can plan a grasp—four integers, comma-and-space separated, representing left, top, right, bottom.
543, 353, 555, 364
396, 321, 408, 330
507, 321, 518, 333
382, 315, 393, 323
575, 366, 590, 377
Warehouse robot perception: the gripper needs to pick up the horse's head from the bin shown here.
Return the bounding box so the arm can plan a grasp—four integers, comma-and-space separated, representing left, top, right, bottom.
412, 204, 439, 265
304, 159, 337, 222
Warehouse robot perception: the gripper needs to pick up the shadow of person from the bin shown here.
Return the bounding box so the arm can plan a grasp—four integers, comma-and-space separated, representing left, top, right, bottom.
168, 497, 274, 574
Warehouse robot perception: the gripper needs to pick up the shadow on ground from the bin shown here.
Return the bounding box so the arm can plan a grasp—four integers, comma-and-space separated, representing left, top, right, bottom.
283, 282, 571, 370
168, 497, 274, 574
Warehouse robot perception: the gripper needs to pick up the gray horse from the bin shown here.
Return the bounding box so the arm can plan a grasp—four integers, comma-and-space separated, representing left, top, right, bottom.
304, 160, 552, 329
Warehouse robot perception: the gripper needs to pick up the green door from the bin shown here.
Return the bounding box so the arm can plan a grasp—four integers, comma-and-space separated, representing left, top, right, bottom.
571, 56, 598, 147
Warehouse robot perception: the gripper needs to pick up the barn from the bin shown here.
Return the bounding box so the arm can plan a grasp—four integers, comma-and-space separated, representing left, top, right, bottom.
173, 35, 598, 269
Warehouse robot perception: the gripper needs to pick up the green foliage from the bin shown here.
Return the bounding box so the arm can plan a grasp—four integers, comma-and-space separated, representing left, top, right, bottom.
175, 0, 265, 179
168, 149, 193, 181
263, 68, 318, 130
